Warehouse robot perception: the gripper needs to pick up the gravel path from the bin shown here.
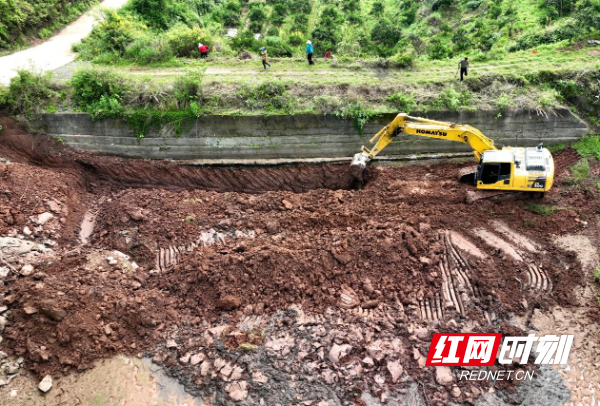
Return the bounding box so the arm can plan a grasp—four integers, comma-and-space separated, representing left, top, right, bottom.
0, 0, 127, 86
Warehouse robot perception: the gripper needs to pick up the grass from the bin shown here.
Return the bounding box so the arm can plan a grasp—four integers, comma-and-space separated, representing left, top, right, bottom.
573, 135, 600, 160
570, 159, 591, 183
523, 202, 566, 216
594, 267, 600, 282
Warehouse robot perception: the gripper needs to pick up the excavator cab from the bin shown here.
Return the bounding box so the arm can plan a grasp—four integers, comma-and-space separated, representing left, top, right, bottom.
476, 146, 554, 192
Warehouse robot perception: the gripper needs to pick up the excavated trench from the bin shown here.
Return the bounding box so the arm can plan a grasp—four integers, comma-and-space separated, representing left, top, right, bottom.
76, 159, 370, 194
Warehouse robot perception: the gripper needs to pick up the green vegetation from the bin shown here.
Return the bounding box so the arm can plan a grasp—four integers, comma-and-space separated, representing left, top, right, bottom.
573, 135, 600, 160
70, 0, 600, 65
524, 202, 566, 216
594, 267, 600, 282
0, 69, 63, 118
570, 158, 591, 182
0, 0, 98, 52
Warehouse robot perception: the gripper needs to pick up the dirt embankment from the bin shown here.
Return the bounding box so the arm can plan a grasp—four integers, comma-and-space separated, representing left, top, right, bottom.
0, 117, 598, 405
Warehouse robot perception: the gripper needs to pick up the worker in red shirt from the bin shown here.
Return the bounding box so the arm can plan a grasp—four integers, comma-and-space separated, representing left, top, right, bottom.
198, 43, 209, 59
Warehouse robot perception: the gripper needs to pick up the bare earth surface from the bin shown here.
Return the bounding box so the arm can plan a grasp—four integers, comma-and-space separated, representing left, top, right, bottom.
0, 0, 128, 86
0, 117, 598, 405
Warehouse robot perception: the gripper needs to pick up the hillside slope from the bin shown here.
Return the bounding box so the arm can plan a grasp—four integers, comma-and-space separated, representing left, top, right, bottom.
72, 0, 600, 64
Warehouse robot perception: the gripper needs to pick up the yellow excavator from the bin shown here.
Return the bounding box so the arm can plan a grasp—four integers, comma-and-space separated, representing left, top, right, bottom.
352, 113, 555, 202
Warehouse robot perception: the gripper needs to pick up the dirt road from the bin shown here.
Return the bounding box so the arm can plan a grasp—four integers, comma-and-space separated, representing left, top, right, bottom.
0, 117, 599, 405
0, 0, 127, 86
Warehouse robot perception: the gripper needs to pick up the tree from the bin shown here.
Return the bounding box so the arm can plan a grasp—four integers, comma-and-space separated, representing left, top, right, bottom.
370, 21, 401, 48
370, 1, 384, 17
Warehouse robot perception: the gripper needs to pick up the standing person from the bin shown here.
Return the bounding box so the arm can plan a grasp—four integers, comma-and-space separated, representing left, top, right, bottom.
458, 57, 469, 82
261, 47, 271, 70
306, 40, 314, 65
198, 43, 209, 59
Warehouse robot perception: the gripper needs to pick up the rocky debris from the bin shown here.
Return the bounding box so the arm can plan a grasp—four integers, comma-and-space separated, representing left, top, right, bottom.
227, 380, 248, 401
20, 264, 34, 276
435, 366, 454, 385
328, 344, 352, 364
38, 302, 67, 322
0, 316, 5, 334
106, 256, 118, 266
190, 353, 204, 366
166, 340, 178, 349
38, 375, 53, 393
338, 285, 360, 309
36, 212, 54, 225
216, 295, 241, 311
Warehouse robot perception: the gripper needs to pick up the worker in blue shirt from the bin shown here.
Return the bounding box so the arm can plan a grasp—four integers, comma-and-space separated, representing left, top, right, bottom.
306, 40, 314, 65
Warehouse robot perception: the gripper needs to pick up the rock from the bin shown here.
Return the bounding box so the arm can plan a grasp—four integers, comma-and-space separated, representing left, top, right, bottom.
179, 352, 191, 364
227, 381, 248, 401
216, 295, 242, 311
127, 209, 145, 221
190, 353, 205, 365
387, 360, 403, 383
451, 385, 461, 398
328, 344, 352, 364
0, 305, 6, 314
46, 200, 61, 213
0, 351, 7, 360
20, 264, 34, 276
37, 212, 54, 225
362, 356, 374, 366
435, 366, 454, 385
39, 302, 67, 322
0, 379, 6, 387
362, 299, 379, 309
282, 199, 294, 210
38, 375, 53, 393
4, 362, 19, 375
23, 227, 32, 236
166, 340, 178, 349
23, 305, 38, 315
0, 316, 6, 334
338, 284, 360, 309
106, 257, 118, 266
252, 370, 268, 384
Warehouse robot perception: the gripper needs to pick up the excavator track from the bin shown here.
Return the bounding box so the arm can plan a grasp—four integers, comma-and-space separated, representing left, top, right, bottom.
466, 190, 544, 204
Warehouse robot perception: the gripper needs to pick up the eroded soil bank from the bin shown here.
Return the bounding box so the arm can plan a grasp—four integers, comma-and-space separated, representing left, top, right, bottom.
0, 117, 599, 405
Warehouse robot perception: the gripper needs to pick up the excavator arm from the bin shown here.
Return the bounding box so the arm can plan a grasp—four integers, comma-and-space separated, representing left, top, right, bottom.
352, 113, 497, 167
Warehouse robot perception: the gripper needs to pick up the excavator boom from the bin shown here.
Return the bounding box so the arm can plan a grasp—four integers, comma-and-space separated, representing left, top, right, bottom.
352, 113, 497, 167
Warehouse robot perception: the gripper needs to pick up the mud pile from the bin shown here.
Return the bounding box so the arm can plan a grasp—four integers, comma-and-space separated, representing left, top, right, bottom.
0, 117, 597, 405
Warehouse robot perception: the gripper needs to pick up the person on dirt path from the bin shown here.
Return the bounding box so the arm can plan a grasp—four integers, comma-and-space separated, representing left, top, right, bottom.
458, 57, 469, 82
261, 47, 271, 70
198, 43, 209, 59
306, 40, 314, 65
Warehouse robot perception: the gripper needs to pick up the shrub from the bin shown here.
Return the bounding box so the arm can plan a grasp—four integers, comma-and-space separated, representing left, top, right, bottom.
495, 93, 515, 112
288, 32, 304, 46
249, 3, 267, 22
335, 103, 381, 135
2, 69, 59, 117
434, 86, 471, 110
230, 30, 259, 51
370, 21, 401, 48
173, 69, 204, 107
239, 82, 295, 112
223, 10, 242, 26
166, 25, 212, 57
267, 26, 280, 36
390, 51, 414, 68
385, 92, 416, 112
427, 38, 452, 60
249, 21, 263, 33
71, 69, 128, 107
370, 1, 385, 17
124, 35, 174, 64
87, 95, 125, 120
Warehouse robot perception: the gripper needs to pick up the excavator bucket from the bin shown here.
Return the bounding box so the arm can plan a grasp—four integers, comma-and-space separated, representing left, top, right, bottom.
351, 152, 370, 168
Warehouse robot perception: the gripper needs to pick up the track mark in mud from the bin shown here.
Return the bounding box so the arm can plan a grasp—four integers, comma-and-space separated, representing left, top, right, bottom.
473, 225, 553, 293
420, 231, 482, 322
155, 229, 256, 272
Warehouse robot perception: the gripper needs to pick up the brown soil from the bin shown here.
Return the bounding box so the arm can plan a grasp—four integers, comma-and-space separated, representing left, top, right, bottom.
0, 117, 598, 404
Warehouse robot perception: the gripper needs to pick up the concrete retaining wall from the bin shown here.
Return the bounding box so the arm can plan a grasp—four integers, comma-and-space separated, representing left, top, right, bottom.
40, 109, 589, 160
